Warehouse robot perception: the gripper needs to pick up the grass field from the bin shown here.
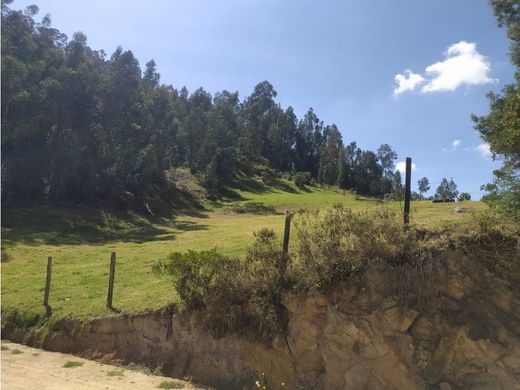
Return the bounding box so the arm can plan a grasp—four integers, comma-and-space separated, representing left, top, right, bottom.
1, 179, 486, 321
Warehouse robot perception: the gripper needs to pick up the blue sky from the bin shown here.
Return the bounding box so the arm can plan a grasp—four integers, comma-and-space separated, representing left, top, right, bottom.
14, 0, 515, 197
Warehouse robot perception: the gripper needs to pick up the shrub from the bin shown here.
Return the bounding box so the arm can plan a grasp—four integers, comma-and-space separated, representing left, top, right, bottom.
293, 172, 311, 188
160, 235, 289, 339
292, 204, 412, 290
259, 166, 279, 185
458, 211, 519, 288
162, 249, 242, 311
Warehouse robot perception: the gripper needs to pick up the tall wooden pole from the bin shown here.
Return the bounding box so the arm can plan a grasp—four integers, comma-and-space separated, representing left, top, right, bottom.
107, 252, 116, 308
404, 157, 412, 225
282, 211, 292, 253
43, 256, 52, 309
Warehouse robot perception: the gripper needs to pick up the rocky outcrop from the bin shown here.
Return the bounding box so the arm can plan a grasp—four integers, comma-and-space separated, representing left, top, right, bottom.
4, 251, 520, 389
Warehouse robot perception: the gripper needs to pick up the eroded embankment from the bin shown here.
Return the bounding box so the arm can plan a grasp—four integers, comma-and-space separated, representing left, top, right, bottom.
3, 250, 520, 390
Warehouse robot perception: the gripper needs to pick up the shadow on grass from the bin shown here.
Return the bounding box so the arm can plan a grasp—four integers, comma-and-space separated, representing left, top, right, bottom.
1, 205, 209, 246
296, 184, 312, 193
221, 176, 307, 199
225, 202, 281, 215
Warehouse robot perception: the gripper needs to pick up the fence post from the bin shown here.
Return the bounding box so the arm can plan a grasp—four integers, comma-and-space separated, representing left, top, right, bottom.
43, 256, 52, 314
107, 252, 116, 308
283, 211, 292, 253
404, 157, 412, 226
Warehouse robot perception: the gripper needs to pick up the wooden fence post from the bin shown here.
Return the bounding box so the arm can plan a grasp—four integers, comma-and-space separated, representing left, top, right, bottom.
283, 211, 292, 253
107, 252, 116, 308
404, 157, 412, 226
43, 256, 52, 312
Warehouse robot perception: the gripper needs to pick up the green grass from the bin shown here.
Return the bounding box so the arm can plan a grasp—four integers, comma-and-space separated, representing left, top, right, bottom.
63, 361, 83, 368
1, 178, 486, 322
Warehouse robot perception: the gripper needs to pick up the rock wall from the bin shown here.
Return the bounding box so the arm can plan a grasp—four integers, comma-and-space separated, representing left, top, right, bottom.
4, 251, 520, 389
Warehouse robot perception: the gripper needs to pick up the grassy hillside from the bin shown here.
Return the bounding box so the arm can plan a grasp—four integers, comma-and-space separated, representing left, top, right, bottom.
1, 178, 486, 321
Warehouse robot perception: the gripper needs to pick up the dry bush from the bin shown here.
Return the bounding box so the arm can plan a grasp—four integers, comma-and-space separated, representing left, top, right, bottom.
458, 211, 520, 291
291, 204, 415, 291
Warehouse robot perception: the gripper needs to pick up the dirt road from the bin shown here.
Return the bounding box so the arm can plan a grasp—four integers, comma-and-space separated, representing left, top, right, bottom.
1, 341, 208, 390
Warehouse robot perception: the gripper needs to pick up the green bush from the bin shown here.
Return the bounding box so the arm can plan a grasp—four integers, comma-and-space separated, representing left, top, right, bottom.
293, 172, 311, 188
161, 235, 289, 339
162, 249, 241, 311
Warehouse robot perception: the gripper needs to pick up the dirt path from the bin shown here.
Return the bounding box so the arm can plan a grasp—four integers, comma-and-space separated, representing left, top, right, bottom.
1, 341, 208, 390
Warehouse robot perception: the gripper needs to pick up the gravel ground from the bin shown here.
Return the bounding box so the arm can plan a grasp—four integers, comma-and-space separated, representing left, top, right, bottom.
1, 341, 208, 390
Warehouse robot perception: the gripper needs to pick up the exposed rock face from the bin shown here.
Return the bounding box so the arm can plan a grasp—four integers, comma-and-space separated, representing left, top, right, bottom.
4, 251, 520, 389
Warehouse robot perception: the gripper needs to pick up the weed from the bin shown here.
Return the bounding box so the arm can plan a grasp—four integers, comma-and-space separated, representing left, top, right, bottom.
11, 349, 23, 354
32, 352, 40, 356
151, 365, 164, 376
1, 345, 10, 351
63, 361, 83, 368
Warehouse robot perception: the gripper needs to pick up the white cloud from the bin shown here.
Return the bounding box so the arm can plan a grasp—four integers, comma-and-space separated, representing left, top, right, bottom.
396, 161, 417, 174
442, 139, 462, 152
475, 143, 492, 159
393, 70, 425, 96
422, 41, 495, 93
392, 41, 495, 95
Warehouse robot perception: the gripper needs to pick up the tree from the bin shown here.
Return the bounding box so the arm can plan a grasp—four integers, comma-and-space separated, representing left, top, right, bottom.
143, 59, 160, 89
240, 80, 278, 161
377, 144, 397, 176
383, 170, 403, 200
391, 170, 403, 200
417, 177, 430, 199
435, 177, 459, 200
319, 124, 343, 185
336, 147, 348, 191
295, 108, 323, 176
471, 0, 520, 219
354, 150, 383, 196
460, 192, 471, 201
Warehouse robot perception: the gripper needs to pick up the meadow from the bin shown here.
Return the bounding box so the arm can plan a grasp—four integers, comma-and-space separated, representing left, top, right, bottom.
1, 179, 486, 321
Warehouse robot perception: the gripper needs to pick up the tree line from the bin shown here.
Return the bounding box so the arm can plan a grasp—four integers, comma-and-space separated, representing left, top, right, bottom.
2, 2, 409, 206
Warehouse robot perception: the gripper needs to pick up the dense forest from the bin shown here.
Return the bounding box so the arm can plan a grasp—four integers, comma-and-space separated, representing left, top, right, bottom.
1, 2, 408, 207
